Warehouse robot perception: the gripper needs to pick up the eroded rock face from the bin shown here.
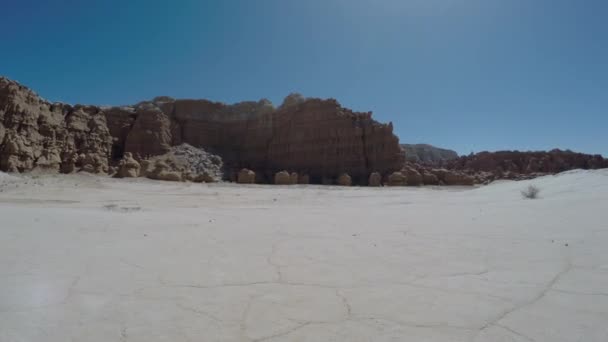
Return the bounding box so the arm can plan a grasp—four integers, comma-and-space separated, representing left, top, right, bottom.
110, 95, 404, 184
0, 77, 112, 174
0, 78, 403, 182
141, 144, 223, 182
117, 152, 140, 178
4, 77, 605, 186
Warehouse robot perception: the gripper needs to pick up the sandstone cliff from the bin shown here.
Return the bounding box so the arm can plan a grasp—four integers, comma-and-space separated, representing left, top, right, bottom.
0, 78, 404, 184
0, 77, 112, 174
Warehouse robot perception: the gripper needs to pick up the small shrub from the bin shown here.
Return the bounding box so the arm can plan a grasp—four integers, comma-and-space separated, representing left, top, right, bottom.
522, 185, 540, 199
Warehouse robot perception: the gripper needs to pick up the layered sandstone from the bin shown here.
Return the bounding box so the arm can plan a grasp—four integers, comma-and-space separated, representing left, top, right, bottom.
0, 78, 405, 184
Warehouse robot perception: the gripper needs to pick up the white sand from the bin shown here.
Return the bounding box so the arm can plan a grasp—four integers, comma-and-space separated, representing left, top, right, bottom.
1, 170, 607, 342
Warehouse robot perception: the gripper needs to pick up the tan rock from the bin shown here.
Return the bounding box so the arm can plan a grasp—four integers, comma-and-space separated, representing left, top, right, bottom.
368, 172, 382, 187
155, 171, 182, 182
422, 172, 439, 185
238, 168, 255, 184
402, 167, 423, 186
289, 172, 299, 185
117, 152, 141, 178
337, 173, 352, 186
387, 172, 406, 186
274, 170, 291, 185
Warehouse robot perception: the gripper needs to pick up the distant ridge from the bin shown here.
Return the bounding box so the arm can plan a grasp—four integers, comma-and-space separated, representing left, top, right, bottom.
401, 144, 459, 164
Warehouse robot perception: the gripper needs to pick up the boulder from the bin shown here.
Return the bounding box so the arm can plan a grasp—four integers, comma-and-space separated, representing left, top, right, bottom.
289, 172, 299, 185
368, 172, 382, 187
387, 172, 406, 186
145, 160, 182, 182
274, 170, 291, 185
337, 173, 352, 186
422, 172, 439, 185
443, 171, 475, 186
402, 167, 423, 186
116, 152, 140, 178
238, 169, 256, 184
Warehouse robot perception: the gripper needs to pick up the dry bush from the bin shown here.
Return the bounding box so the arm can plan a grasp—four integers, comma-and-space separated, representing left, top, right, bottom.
522, 185, 540, 199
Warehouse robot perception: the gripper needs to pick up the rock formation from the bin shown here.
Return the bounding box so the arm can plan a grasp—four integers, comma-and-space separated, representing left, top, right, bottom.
2, 77, 606, 186
237, 169, 256, 184
368, 172, 382, 187
401, 166, 423, 186
0, 77, 404, 184
0, 77, 112, 174
401, 144, 459, 164
337, 173, 352, 186
387, 172, 407, 186
140, 144, 223, 182
289, 172, 299, 185
116, 152, 140, 178
274, 171, 291, 185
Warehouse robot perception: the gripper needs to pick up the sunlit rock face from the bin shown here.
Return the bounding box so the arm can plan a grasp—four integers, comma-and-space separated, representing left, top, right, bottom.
0, 77, 405, 183
0, 77, 112, 174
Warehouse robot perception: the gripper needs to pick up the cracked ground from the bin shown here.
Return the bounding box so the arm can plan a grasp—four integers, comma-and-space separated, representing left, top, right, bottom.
1, 170, 608, 341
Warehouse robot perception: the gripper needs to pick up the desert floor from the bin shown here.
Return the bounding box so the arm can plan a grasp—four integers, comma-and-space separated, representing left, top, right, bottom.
1, 170, 607, 342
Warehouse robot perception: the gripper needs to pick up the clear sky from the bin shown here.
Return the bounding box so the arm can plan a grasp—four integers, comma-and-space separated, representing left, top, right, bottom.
2, 0, 607, 156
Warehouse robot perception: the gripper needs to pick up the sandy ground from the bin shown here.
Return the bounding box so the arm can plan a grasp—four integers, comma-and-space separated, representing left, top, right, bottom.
1, 170, 607, 342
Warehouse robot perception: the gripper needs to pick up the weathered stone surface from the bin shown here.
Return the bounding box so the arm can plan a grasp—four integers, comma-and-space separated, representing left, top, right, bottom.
0, 77, 112, 174
401, 144, 458, 164
337, 173, 352, 186
442, 171, 475, 186
116, 152, 140, 178
238, 169, 255, 184
368, 172, 382, 187
387, 172, 406, 186
289, 172, 298, 185
140, 144, 223, 182
3, 77, 606, 186
402, 166, 423, 186
274, 170, 291, 185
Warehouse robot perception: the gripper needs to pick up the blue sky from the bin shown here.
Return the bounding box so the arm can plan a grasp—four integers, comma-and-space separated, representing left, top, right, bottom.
2, 0, 607, 156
